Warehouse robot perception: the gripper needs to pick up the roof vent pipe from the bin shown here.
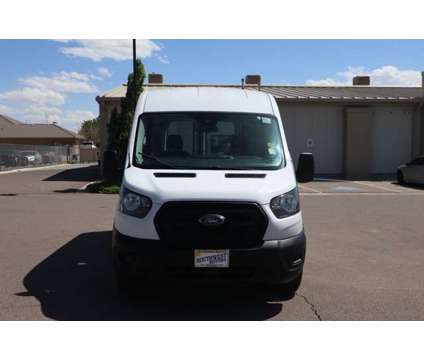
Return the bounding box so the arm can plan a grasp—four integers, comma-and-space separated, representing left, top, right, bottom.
421, 72, 424, 98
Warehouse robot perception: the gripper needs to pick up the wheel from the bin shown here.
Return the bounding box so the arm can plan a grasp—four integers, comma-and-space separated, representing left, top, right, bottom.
397, 170, 404, 184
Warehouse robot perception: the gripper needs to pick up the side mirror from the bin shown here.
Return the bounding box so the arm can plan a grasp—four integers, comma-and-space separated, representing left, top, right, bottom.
296, 152, 314, 183
102, 150, 119, 183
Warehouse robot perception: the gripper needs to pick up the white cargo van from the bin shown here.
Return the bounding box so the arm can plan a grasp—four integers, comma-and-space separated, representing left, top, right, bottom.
110, 87, 313, 296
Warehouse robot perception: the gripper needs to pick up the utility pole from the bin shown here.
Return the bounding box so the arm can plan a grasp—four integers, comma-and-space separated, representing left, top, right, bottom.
132, 39, 137, 93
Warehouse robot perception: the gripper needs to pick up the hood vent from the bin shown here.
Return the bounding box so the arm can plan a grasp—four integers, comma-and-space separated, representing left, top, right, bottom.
225, 173, 266, 178
154, 172, 196, 178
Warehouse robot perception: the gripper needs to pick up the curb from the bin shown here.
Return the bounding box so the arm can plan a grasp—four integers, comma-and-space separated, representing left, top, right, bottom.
78, 180, 101, 192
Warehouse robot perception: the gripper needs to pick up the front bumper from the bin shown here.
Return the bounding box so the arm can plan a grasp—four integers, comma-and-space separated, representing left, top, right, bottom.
112, 228, 306, 284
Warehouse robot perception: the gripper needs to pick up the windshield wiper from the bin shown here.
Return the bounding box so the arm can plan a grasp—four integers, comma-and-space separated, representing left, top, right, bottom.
138, 152, 177, 169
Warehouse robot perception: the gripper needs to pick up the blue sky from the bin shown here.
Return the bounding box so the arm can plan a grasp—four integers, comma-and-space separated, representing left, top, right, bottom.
1, 39, 424, 131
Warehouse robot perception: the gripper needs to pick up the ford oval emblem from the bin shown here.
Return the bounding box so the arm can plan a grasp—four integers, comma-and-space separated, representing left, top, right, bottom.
198, 214, 226, 226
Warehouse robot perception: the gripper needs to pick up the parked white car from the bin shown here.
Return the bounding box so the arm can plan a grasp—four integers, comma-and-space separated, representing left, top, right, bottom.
397, 156, 424, 185
18, 150, 42, 165
108, 87, 314, 296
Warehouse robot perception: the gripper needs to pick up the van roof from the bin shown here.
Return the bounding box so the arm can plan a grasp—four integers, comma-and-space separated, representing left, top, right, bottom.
142, 87, 274, 114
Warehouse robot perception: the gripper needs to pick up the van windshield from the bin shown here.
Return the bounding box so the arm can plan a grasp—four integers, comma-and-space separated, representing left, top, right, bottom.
133, 112, 284, 170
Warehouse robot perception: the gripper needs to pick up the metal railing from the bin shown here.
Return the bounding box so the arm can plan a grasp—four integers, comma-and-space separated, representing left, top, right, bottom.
0, 144, 72, 172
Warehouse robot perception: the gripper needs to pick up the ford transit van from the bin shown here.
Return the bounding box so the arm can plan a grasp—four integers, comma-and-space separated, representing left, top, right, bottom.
110, 87, 313, 296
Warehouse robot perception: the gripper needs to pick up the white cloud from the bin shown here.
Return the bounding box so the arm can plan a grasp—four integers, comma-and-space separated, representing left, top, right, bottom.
22, 105, 63, 123
369, 66, 421, 86
157, 54, 170, 64
57, 39, 161, 61
20, 71, 98, 94
305, 78, 347, 86
306, 65, 422, 86
0, 104, 11, 114
0, 87, 65, 106
0, 70, 99, 131
19, 106, 95, 131
97, 67, 112, 78
61, 110, 96, 131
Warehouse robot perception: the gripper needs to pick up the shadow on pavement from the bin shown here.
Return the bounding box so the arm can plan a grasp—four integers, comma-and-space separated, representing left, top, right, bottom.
392, 181, 424, 191
43, 165, 100, 182
20, 231, 288, 320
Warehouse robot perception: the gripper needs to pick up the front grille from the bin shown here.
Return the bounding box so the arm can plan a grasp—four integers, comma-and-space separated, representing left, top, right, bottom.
154, 201, 268, 249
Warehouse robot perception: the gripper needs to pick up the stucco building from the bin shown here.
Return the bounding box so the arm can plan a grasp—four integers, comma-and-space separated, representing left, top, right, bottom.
96, 73, 424, 178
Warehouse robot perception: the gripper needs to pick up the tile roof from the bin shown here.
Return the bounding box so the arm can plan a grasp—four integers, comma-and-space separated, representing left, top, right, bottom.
0, 114, 22, 125
0, 116, 83, 139
97, 84, 424, 103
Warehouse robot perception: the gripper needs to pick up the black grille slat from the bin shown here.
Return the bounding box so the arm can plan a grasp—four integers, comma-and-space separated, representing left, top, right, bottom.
154, 201, 268, 249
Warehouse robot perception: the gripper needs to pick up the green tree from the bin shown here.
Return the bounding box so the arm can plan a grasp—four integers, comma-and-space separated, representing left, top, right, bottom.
78, 117, 100, 146
107, 59, 145, 162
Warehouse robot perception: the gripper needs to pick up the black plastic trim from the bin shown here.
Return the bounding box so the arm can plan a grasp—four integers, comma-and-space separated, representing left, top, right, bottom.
225, 173, 266, 178
154, 172, 196, 178
112, 228, 306, 284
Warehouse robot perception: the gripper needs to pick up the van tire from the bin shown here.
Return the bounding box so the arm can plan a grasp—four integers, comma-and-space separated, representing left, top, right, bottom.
397, 170, 404, 184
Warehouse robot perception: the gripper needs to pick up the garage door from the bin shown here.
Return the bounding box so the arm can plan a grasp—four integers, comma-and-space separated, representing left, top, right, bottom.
371, 106, 413, 174
278, 103, 344, 174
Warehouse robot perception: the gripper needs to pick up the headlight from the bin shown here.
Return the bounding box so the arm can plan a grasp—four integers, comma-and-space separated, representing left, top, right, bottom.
119, 187, 152, 218
270, 187, 300, 218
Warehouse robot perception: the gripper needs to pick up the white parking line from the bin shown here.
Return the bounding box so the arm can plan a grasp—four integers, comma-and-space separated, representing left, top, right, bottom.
298, 184, 322, 193
354, 181, 403, 193
301, 192, 424, 196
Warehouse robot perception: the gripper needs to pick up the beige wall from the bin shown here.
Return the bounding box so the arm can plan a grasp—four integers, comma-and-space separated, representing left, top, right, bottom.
278, 101, 420, 176
370, 106, 413, 174
80, 148, 99, 163
278, 102, 344, 174
98, 99, 121, 158
345, 108, 373, 177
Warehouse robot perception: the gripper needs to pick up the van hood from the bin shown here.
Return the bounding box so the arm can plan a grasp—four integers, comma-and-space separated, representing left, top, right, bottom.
122, 164, 297, 205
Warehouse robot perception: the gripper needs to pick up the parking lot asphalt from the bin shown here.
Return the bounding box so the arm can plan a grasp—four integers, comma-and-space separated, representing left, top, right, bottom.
1, 165, 424, 320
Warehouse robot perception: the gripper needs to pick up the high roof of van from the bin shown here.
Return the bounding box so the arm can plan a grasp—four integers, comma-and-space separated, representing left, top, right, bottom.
141, 87, 274, 114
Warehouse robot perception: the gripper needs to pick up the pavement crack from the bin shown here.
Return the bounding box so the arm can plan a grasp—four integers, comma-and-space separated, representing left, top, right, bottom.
296, 292, 322, 320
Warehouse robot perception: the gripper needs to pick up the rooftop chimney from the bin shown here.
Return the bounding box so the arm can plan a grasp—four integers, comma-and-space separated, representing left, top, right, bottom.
148, 73, 163, 84
352, 76, 370, 86
245, 74, 261, 87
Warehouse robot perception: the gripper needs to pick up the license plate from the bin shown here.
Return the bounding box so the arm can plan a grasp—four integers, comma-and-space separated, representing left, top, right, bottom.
194, 250, 229, 268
